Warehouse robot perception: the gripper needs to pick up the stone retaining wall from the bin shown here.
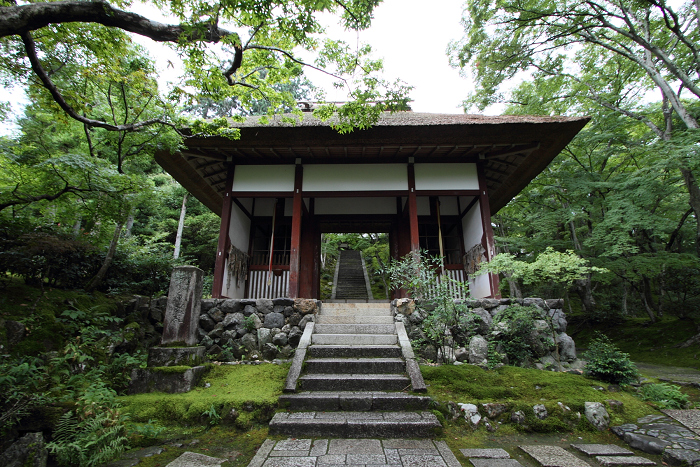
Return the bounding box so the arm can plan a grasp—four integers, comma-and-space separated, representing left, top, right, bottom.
392, 297, 584, 370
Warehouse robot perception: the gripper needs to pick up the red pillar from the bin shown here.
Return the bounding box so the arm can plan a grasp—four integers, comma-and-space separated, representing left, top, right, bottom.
288, 164, 303, 299
477, 163, 501, 298
407, 164, 420, 252
212, 165, 235, 298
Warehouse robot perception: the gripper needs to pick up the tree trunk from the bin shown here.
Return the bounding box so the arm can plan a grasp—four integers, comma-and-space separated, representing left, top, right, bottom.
174, 193, 188, 259
573, 275, 596, 315
504, 271, 522, 299
85, 220, 124, 291
72, 218, 81, 237
124, 213, 134, 237
679, 167, 700, 257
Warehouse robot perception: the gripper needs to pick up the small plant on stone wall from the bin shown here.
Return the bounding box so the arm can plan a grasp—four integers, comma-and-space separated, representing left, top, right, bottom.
243, 315, 257, 333
384, 250, 472, 362
489, 305, 548, 367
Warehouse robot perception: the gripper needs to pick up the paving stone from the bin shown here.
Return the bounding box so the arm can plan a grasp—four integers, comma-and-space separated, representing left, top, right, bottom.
328, 438, 384, 455
385, 448, 401, 464
310, 439, 328, 457
268, 451, 309, 457
273, 439, 312, 451
435, 441, 463, 467
623, 432, 672, 455
316, 454, 346, 464
400, 454, 448, 466
664, 410, 700, 430
663, 448, 700, 466
346, 453, 387, 464
398, 448, 440, 456
595, 456, 656, 466
470, 459, 525, 467
165, 452, 226, 467
261, 458, 317, 467
519, 445, 590, 467
383, 439, 436, 449
247, 439, 276, 467
461, 448, 511, 458
570, 445, 633, 456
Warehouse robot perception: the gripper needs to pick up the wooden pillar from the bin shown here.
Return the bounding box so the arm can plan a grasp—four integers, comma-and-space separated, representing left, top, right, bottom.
407, 163, 420, 252
288, 164, 303, 299
299, 200, 320, 299
212, 165, 235, 298
477, 163, 501, 298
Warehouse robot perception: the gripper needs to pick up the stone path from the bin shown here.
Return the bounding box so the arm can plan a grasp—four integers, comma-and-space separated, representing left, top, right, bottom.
246, 438, 461, 467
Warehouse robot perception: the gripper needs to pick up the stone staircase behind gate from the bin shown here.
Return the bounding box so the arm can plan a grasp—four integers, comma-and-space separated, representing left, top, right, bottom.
270, 302, 443, 438
333, 249, 371, 300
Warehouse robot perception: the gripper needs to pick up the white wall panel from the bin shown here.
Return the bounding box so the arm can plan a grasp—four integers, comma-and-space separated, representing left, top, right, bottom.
303, 164, 407, 191
232, 165, 295, 192
223, 201, 251, 299
414, 163, 478, 190
438, 196, 459, 215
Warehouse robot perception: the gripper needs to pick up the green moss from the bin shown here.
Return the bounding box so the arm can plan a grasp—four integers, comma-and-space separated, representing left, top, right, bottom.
572, 316, 700, 368
121, 363, 289, 427
421, 364, 656, 430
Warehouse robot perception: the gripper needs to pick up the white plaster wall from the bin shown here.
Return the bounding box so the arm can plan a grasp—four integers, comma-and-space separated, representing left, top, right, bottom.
303, 164, 408, 191
414, 163, 478, 190
438, 196, 459, 215
253, 198, 276, 216
222, 200, 251, 299
314, 197, 397, 215
232, 165, 295, 192
416, 196, 430, 216
461, 197, 490, 298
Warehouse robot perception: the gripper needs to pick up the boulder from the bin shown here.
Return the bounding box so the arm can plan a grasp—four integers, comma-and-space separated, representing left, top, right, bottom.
548, 309, 568, 332
199, 314, 216, 333
272, 332, 288, 346
533, 404, 548, 420
584, 401, 610, 431
468, 335, 489, 366
455, 347, 469, 363
523, 298, 546, 310
200, 299, 218, 313
557, 333, 577, 362
242, 305, 257, 317
471, 308, 492, 333
264, 312, 285, 329
4, 320, 26, 349
294, 299, 317, 315
273, 298, 294, 306
511, 410, 526, 425
298, 314, 314, 330
261, 343, 278, 360
241, 333, 257, 351
257, 328, 272, 348
208, 307, 224, 323
222, 312, 244, 329
220, 299, 242, 314
458, 403, 481, 427
288, 326, 303, 346
481, 403, 508, 419
249, 314, 263, 330
0, 432, 47, 467
256, 298, 274, 314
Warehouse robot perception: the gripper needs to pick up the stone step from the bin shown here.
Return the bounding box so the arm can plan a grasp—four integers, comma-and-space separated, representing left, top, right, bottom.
308, 344, 402, 358
315, 315, 394, 325
304, 358, 405, 374
319, 307, 393, 317
299, 373, 411, 391
312, 333, 398, 346
269, 411, 442, 438
313, 324, 396, 335
278, 391, 432, 411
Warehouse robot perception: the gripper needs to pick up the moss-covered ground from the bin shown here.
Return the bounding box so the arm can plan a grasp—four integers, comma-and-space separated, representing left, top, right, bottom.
570, 315, 700, 368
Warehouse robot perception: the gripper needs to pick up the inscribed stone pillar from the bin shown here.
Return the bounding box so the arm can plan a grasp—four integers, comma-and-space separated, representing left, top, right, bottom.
161, 266, 203, 346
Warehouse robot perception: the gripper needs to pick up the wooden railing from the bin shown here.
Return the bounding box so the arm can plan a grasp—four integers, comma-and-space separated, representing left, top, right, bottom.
247, 269, 289, 299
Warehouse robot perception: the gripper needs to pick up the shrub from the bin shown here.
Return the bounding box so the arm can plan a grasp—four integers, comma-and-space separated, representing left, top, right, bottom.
490, 305, 548, 367
583, 334, 639, 384
639, 383, 689, 409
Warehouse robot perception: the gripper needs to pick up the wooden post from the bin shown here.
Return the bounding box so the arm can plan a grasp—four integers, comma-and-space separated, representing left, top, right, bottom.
212, 165, 235, 298
407, 163, 420, 252
477, 163, 501, 298
288, 164, 303, 299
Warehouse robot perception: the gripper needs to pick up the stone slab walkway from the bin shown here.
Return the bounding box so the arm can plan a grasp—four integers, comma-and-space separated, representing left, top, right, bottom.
246, 438, 461, 467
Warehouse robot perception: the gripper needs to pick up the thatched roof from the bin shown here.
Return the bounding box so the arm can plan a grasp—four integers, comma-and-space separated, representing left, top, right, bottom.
155, 112, 589, 215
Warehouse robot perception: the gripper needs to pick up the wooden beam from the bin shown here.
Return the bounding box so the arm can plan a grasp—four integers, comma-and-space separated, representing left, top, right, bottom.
288, 165, 304, 299
407, 164, 420, 252
212, 165, 235, 298
477, 163, 501, 299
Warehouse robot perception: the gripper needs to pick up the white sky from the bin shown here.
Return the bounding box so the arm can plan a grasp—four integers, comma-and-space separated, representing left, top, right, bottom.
0, 0, 474, 135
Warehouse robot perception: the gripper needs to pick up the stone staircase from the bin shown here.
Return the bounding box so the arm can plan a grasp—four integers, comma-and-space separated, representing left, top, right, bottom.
270, 302, 442, 438
333, 249, 371, 300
